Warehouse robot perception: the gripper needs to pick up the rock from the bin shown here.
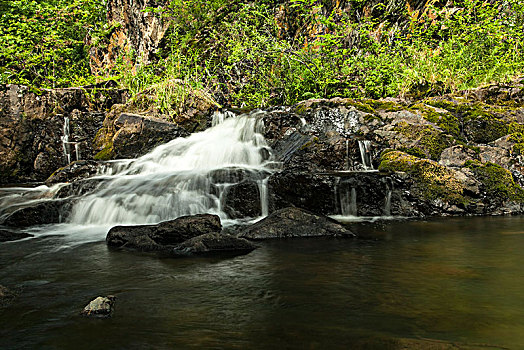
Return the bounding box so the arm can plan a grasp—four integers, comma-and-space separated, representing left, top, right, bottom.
0, 84, 127, 183
106, 214, 222, 252
223, 181, 262, 219
0, 285, 12, 298
238, 207, 355, 240
268, 171, 337, 216
81, 296, 115, 318
93, 112, 190, 160
87, 0, 170, 75
2, 200, 67, 227
439, 145, 477, 167
46, 160, 102, 185
172, 232, 256, 256
0, 229, 33, 242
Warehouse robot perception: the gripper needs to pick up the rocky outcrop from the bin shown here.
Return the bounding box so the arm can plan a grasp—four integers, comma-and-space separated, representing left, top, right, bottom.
93, 111, 190, 160
106, 214, 222, 252
239, 207, 355, 240
81, 296, 116, 318
1, 200, 68, 227
0, 229, 33, 242
0, 84, 127, 183
172, 232, 256, 256
87, 0, 170, 76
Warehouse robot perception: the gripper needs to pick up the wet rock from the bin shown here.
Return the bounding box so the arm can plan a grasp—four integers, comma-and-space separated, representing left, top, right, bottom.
0, 229, 33, 242
268, 171, 337, 215
223, 181, 262, 218
81, 296, 115, 318
2, 200, 67, 227
238, 207, 355, 240
106, 214, 222, 252
46, 160, 102, 185
172, 232, 256, 256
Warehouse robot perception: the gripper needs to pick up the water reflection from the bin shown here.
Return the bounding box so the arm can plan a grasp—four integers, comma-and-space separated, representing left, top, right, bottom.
1, 217, 524, 349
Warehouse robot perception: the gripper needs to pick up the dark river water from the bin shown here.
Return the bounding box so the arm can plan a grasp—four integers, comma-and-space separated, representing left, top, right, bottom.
1, 216, 524, 349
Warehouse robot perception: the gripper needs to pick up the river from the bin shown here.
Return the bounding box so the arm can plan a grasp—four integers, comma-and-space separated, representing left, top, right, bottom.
1, 216, 523, 349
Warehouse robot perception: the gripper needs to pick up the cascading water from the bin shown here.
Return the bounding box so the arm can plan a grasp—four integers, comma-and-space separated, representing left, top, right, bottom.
358, 140, 373, 170
61, 116, 71, 165
68, 111, 276, 226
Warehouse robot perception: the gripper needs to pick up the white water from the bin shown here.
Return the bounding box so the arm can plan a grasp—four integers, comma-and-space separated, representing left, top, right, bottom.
61, 116, 71, 165
340, 187, 358, 216
358, 140, 373, 170
68, 111, 275, 226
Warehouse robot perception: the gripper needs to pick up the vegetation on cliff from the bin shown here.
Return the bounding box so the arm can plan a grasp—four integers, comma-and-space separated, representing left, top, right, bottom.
1, 0, 523, 111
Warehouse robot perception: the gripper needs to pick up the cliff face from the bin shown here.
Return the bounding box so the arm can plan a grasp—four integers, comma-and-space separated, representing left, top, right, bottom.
0, 84, 127, 183
88, 0, 169, 75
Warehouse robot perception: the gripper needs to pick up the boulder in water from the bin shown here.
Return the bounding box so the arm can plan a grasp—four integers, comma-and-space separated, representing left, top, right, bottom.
2, 200, 67, 227
0, 229, 33, 242
239, 207, 355, 240
81, 296, 115, 318
106, 214, 222, 253
172, 232, 256, 256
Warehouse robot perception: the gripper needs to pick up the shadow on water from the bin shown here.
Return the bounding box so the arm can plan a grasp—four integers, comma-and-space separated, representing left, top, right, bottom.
1, 216, 524, 349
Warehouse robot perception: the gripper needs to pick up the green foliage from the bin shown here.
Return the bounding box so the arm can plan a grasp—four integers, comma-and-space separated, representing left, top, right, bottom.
0, 0, 104, 87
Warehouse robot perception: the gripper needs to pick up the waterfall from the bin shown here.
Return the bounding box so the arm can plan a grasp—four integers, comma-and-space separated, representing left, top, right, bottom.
75, 143, 81, 161
358, 140, 373, 170
257, 178, 269, 217
340, 186, 357, 216
61, 116, 71, 164
68, 111, 275, 226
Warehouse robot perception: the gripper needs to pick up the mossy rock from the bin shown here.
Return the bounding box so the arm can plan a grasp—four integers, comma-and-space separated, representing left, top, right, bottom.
94, 142, 115, 161
393, 122, 454, 160
465, 160, 524, 202
410, 103, 460, 137
379, 151, 467, 206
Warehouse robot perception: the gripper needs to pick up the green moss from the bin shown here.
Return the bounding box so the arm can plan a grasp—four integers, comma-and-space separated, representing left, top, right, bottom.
362, 99, 404, 112
379, 151, 467, 205
94, 142, 114, 161
394, 122, 453, 160
410, 103, 461, 137
398, 146, 426, 158
344, 100, 375, 114
465, 160, 524, 202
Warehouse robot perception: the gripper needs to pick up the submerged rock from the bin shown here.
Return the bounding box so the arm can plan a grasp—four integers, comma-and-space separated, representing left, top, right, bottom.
172, 232, 256, 256
106, 214, 222, 252
0, 229, 33, 242
81, 296, 115, 318
238, 207, 355, 240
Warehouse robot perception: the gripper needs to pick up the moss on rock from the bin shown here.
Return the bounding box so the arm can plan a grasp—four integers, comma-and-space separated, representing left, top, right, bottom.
393, 122, 453, 160
465, 160, 524, 202
379, 151, 467, 205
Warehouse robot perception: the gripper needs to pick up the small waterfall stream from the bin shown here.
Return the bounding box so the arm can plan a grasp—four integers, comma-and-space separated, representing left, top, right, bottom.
61, 116, 71, 165
358, 140, 373, 170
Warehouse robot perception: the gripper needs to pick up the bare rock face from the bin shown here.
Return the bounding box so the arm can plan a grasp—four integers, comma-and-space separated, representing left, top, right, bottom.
0, 84, 127, 183
88, 0, 169, 76
93, 112, 190, 160
81, 296, 116, 318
